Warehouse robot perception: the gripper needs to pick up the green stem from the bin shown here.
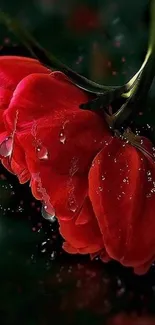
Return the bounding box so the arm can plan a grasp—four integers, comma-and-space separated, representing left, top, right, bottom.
110, 0, 155, 129
112, 53, 155, 129
0, 11, 128, 95
148, 0, 155, 54
122, 0, 155, 99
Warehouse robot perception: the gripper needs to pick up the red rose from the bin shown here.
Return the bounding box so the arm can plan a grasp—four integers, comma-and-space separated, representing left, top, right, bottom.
0, 56, 155, 275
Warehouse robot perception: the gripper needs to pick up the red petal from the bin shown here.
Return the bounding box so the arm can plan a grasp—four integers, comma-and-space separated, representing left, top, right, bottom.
1, 136, 30, 183
62, 242, 78, 254
4, 72, 109, 182
59, 197, 104, 252
0, 56, 49, 92
89, 137, 155, 272
0, 56, 50, 140
30, 166, 88, 221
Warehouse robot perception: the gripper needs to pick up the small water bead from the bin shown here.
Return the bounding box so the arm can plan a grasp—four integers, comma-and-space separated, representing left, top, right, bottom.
42, 204, 56, 222
36, 145, 49, 160
147, 170, 152, 182
0, 136, 13, 157
59, 130, 66, 144
68, 199, 78, 213
41, 241, 47, 246
41, 248, 46, 253
101, 175, 105, 181
123, 177, 129, 184
98, 186, 103, 192
135, 130, 140, 135
17, 206, 24, 213
50, 251, 56, 260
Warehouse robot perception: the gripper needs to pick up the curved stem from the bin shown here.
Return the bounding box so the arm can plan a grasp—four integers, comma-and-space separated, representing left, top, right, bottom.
112, 53, 155, 129
110, 0, 155, 129
148, 0, 155, 54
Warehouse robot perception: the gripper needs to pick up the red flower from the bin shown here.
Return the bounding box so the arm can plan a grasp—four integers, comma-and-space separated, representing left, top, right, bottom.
0, 56, 155, 275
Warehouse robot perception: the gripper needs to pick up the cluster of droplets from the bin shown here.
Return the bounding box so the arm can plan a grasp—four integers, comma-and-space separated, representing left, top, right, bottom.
146, 169, 155, 198
152, 147, 155, 158
59, 120, 69, 145
0, 204, 15, 215
31, 121, 49, 160
32, 172, 56, 222
67, 157, 79, 213
123, 176, 129, 184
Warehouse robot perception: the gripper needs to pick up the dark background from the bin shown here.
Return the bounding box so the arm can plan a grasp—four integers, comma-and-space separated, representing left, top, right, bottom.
1, 1, 155, 324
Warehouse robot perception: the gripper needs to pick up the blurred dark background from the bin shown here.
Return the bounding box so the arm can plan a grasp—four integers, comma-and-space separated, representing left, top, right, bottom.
0, 0, 149, 85
1, 1, 155, 325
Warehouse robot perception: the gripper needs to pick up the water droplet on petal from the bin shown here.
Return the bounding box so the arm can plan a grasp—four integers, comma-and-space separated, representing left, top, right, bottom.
59, 130, 66, 144
0, 137, 13, 157
36, 145, 48, 160
42, 204, 56, 222
68, 199, 78, 213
